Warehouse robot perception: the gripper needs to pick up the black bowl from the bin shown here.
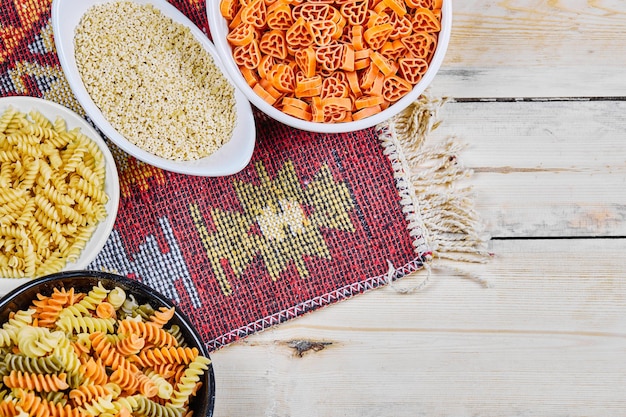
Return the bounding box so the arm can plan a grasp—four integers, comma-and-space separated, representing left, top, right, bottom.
0, 270, 215, 417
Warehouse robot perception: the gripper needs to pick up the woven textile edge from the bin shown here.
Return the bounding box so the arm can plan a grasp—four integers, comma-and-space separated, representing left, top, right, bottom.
207, 258, 424, 350
378, 94, 492, 277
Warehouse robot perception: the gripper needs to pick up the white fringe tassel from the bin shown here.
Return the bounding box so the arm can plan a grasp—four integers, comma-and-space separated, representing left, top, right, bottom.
378, 94, 492, 290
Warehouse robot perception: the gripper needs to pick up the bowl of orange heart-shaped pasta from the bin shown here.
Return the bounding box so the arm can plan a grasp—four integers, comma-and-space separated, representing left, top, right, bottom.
208, 0, 451, 133
0, 270, 215, 417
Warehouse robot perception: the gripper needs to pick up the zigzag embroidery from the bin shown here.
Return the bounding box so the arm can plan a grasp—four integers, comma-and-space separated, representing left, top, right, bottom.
89, 216, 202, 308
207, 258, 425, 349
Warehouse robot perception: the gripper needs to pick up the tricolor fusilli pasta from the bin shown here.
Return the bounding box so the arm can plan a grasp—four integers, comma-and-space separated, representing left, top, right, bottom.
0, 281, 210, 416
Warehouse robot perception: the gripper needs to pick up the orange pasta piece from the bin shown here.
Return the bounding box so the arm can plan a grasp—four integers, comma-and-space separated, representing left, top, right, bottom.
389, 12, 413, 40
253, 83, 278, 105
398, 56, 429, 83
259, 29, 288, 59
308, 20, 337, 46
354, 94, 385, 110
365, 72, 385, 96
266, 3, 294, 30
370, 50, 398, 77
367, 11, 390, 29
268, 63, 296, 93
425, 32, 438, 60
295, 86, 323, 98
310, 96, 324, 122
282, 96, 310, 110
373, 1, 389, 14
363, 23, 394, 50
232, 39, 262, 69
352, 104, 382, 120
405, 0, 433, 7
220, 0, 239, 20
282, 104, 313, 121
315, 43, 344, 72
257, 54, 276, 79
353, 48, 371, 71
241, 0, 267, 28
228, 7, 243, 29
240, 66, 259, 86
259, 78, 284, 100
351, 24, 365, 50
323, 97, 351, 111
400, 31, 433, 58
226, 22, 256, 46
286, 17, 314, 49
345, 70, 362, 96
340, 1, 368, 26
296, 74, 322, 91
329, 7, 347, 39
359, 63, 380, 90
294, 3, 331, 21
324, 109, 346, 123
341, 44, 355, 72
379, 40, 406, 61
382, 0, 407, 17
95, 301, 115, 319
294, 47, 317, 78
382, 74, 413, 102
321, 76, 350, 98
411, 7, 441, 32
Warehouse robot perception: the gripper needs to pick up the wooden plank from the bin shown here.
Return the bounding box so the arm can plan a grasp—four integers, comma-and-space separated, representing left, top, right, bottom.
211, 238, 626, 417
430, 0, 626, 98
427, 100, 626, 238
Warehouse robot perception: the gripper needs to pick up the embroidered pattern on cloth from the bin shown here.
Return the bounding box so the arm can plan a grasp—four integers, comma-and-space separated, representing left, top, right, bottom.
0, 0, 489, 351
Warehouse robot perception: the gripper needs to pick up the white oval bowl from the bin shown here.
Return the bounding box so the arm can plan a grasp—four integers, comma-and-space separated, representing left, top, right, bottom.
52, 0, 256, 177
0, 96, 120, 296
207, 1, 452, 133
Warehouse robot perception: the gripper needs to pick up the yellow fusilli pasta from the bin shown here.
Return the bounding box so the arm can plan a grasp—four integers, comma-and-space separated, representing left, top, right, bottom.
0, 106, 109, 278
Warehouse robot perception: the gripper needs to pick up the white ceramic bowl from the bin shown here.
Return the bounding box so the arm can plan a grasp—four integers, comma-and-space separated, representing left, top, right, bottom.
207, 1, 451, 133
0, 96, 120, 295
52, 0, 256, 177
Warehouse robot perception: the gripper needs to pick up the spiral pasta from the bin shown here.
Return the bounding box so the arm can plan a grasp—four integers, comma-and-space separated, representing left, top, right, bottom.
0, 281, 210, 416
69, 383, 111, 406
56, 315, 116, 334
3, 370, 69, 392
169, 356, 210, 408
106, 287, 126, 310
115, 334, 146, 356
4, 353, 63, 374
133, 347, 199, 367
149, 307, 176, 328
31, 287, 75, 328
118, 320, 178, 348
135, 395, 182, 417
81, 357, 107, 386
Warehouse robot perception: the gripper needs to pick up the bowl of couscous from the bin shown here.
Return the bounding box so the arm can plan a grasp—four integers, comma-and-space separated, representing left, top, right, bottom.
52, 0, 256, 177
207, 0, 451, 133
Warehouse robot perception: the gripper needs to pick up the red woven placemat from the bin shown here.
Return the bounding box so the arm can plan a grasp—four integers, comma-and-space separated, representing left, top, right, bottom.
1, 0, 488, 351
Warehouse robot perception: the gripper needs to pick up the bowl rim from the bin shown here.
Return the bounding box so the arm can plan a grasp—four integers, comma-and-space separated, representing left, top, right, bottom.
0, 96, 120, 288
0, 270, 216, 417
51, 0, 256, 177
207, 0, 452, 133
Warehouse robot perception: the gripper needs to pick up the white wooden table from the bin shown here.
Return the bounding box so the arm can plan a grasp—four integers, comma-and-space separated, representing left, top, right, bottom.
211, 1, 626, 415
